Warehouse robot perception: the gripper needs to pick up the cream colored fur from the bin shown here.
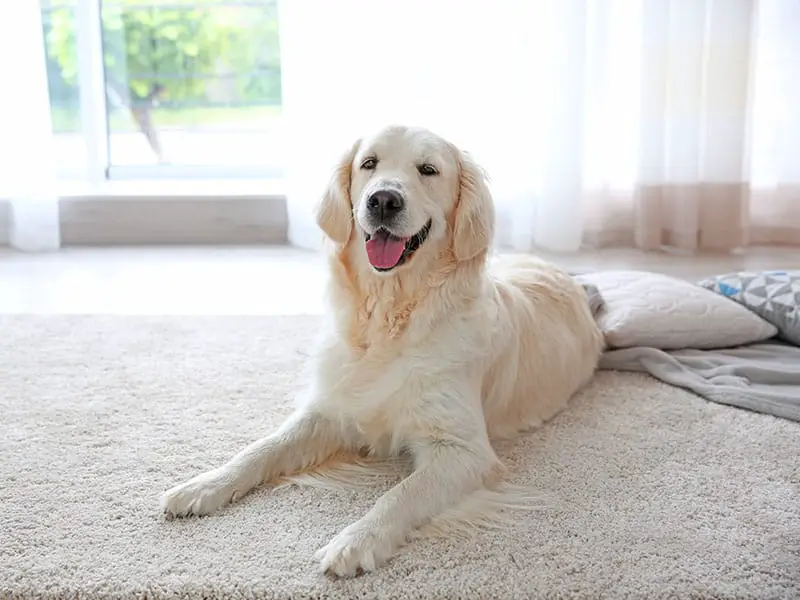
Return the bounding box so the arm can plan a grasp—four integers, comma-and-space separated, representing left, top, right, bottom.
160, 125, 604, 577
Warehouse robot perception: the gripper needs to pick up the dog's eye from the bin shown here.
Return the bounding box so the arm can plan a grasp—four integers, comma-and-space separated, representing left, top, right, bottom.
360, 157, 377, 170
417, 163, 438, 176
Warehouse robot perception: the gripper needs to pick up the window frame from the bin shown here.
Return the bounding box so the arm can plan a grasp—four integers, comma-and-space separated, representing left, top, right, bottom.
75, 0, 109, 182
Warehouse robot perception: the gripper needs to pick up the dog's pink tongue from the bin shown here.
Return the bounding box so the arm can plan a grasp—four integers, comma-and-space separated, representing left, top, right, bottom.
366, 233, 407, 269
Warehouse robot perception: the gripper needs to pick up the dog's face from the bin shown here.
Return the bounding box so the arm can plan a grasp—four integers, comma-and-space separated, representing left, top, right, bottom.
317, 125, 495, 274
351, 127, 460, 272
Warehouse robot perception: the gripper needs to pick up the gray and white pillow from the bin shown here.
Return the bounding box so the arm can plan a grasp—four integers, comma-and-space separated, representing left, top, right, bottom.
574, 270, 778, 350
698, 270, 800, 346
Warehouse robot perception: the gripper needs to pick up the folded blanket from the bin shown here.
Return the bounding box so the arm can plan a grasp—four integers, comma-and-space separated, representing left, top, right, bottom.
601, 342, 800, 423
580, 282, 604, 317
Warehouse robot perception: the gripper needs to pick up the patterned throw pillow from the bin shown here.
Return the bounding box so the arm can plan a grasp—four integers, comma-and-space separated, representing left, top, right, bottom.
698, 270, 800, 345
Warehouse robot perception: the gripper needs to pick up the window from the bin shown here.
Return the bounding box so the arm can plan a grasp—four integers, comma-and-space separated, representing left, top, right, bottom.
41, 0, 283, 181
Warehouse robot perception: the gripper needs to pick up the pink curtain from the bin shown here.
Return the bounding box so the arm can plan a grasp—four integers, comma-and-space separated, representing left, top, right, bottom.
581, 0, 800, 253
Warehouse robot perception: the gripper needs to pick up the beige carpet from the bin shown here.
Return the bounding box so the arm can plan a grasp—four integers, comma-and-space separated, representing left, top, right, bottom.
1, 315, 798, 599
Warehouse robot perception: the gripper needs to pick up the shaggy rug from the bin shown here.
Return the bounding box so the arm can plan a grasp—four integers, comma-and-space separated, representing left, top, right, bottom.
1, 315, 798, 599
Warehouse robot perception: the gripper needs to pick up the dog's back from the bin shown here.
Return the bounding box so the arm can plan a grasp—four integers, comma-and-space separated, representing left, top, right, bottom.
480, 254, 605, 440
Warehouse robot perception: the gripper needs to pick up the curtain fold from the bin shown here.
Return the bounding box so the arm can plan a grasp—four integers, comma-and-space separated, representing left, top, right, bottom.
0, 0, 60, 251
279, 0, 799, 253
748, 0, 800, 245
630, 0, 753, 252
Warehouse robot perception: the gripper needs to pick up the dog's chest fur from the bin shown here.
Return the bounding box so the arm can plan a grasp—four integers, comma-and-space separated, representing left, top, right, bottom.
328, 251, 448, 350
312, 323, 434, 453
309, 251, 491, 454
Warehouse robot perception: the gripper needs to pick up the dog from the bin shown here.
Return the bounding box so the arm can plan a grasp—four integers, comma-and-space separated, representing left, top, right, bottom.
160, 125, 604, 577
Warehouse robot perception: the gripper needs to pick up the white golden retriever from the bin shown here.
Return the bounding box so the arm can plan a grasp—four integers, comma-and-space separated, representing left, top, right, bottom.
161, 125, 604, 576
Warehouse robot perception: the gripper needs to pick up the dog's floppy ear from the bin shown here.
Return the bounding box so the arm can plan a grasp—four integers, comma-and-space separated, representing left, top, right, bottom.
316, 138, 361, 245
452, 150, 495, 262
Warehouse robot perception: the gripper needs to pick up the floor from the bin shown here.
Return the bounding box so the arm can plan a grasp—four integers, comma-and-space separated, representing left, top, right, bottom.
1, 245, 799, 315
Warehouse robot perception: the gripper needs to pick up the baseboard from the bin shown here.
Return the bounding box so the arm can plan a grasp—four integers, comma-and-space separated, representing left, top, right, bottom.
0, 199, 8, 245
1, 195, 288, 246
61, 195, 288, 245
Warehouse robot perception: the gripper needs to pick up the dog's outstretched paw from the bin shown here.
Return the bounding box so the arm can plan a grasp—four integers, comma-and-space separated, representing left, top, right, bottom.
160, 468, 239, 518
315, 523, 398, 577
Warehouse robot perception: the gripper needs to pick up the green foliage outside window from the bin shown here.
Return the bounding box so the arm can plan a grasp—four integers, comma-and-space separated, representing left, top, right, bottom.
43, 0, 281, 111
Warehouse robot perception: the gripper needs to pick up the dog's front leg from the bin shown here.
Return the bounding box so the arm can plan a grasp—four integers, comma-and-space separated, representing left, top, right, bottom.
315, 399, 502, 576
161, 408, 346, 517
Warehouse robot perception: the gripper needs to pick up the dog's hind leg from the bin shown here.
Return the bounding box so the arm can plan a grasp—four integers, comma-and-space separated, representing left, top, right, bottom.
160, 409, 347, 517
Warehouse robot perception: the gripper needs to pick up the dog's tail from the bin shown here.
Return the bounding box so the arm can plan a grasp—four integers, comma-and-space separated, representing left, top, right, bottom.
412, 482, 549, 542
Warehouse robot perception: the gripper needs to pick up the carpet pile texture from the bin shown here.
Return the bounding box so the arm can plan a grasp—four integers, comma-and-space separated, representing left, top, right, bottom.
1, 315, 798, 599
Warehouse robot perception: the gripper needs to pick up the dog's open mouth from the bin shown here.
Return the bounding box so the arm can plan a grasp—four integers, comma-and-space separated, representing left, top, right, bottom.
364, 219, 432, 271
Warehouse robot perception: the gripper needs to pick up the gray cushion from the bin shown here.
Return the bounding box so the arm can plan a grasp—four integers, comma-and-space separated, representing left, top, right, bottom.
698, 270, 800, 346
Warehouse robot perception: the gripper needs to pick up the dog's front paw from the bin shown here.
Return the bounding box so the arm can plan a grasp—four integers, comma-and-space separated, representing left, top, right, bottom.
315, 523, 399, 577
160, 468, 239, 518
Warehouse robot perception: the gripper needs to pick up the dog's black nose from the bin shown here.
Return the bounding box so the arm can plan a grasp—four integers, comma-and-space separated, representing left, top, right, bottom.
366, 190, 405, 222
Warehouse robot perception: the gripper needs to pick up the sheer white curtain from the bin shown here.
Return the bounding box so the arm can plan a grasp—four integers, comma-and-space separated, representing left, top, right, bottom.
278, 0, 585, 252
279, 0, 800, 253
0, 0, 60, 251
748, 0, 800, 245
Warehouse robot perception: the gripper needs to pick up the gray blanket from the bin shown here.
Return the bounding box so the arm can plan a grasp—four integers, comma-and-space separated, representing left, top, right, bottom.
578, 274, 800, 423
600, 343, 800, 422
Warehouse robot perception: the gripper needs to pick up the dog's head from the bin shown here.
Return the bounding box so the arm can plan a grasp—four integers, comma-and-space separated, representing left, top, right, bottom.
316, 125, 494, 274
